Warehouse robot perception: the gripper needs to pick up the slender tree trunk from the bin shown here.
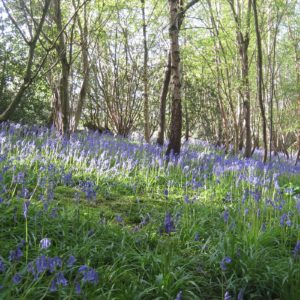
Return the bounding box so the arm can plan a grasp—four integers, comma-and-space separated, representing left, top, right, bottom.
166, 0, 182, 156
230, 0, 252, 157
157, 52, 171, 146
73, 1, 89, 132
53, 0, 70, 135
141, 0, 150, 143
253, 0, 267, 162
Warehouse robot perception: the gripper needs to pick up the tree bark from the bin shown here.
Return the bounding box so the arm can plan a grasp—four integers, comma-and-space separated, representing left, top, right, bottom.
73, 1, 89, 132
166, 0, 182, 156
157, 52, 171, 146
141, 0, 150, 143
229, 0, 252, 157
253, 0, 267, 163
53, 0, 70, 135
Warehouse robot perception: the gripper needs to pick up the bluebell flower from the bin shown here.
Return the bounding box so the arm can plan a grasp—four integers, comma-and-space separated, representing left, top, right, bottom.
50, 279, 57, 292
0, 259, 5, 272
280, 214, 287, 226
48, 257, 62, 273
67, 255, 76, 267
194, 233, 200, 241
83, 269, 99, 284
12, 273, 22, 284
286, 219, 292, 227
115, 215, 123, 223
175, 290, 182, 300
40, 238, 51, 249
164, 212, 175, 234
56, 272, 68, 286
292, 240, 300, 256
295, 201, 300, 213
79, 265, 99, 285
224, 291, 231, 300
184, 195, 190, 204
223, 211, 229, 223
23, 200, 30, 219
237, 289, 244, 300
9, 246, 23, 262
220, 256, 232, 271
75, 282, 81, 294
16, 172, 25, 184
36, 255, 48, 274
78, 265, 89, 273
50, 208, 58, 218
27, 262, 36, 276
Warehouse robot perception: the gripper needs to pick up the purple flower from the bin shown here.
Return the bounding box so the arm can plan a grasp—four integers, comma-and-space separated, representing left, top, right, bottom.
295, 201, 300, 213
115, 215, 123, 223
56, 272, 68, 286
224, 291, 231, 300
40, 238, 51, 249
0, 259, 5, 272
16, 172, 25, 184
164, 212, 175, 234
9, 246, 23, 262
220, 256, 232, 271
223, 211, 229, 223
75, 282, 81, 294
175, 290, 182, 300
164, 189, 169, 197
50, 279, 57, 292
50, 208, 58, 218
12, 273, 22, 284
292, 240, 300, 256
83, 269, 99, 284
36, 255, 48, 274
237, 289, 244, 300
194, 233, 200, 241
67, 255, 76, 267
78, 265, 89, 273
23, 200, 30, 219
48, 257, 62, 273
79, 265, 99, 285
184, 195, 190, 204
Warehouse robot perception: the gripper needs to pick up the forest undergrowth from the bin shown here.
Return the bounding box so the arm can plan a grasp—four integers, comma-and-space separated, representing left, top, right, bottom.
0, 123, 300, 300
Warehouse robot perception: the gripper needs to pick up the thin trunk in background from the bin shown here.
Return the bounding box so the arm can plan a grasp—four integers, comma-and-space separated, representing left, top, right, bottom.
253, 0, 267, 162
73, 1, 89, 131
157, 52, 171, 146
141, 0, 150, 143
53, 0, 71, 136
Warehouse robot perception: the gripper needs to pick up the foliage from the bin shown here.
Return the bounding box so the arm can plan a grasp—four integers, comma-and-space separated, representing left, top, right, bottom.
0, 123, 299, 299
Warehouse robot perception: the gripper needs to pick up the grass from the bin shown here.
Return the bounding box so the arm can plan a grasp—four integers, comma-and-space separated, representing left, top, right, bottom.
0, 123, 300, 299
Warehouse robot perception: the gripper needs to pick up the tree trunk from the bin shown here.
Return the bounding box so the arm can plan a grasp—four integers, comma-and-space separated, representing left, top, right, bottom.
53, 0, 70, 136
73, 1, 89, 132
141, 0, 150, 143
166, 0, 182, 156
230, 0, 252, 157
253, 0, 267, 163
157, 52, 171, 146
